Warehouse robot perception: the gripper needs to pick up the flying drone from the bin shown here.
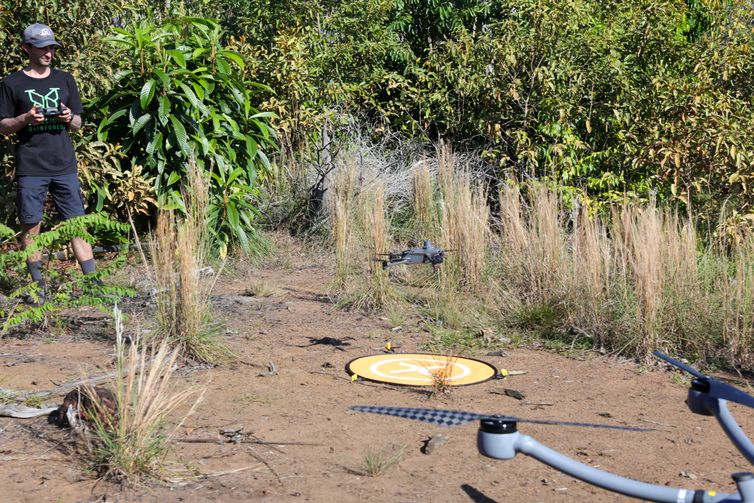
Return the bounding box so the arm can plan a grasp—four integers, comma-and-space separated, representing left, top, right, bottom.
351, 351, 754, 502
374, 240, 450, 270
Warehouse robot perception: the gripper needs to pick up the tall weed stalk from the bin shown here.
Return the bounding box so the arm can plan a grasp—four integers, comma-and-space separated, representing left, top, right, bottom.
150, 163, 230, 363
437, 145, 489, 292
353, 181, 397, 309
330, 157, 358, 288
411, 160, 440, 239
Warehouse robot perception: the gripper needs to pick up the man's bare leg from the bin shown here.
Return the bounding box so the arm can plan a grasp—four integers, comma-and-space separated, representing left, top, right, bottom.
20, 221, 42, 260
71, 236, 98, 277
20, 222, 45, 300
71, 236, 94, 263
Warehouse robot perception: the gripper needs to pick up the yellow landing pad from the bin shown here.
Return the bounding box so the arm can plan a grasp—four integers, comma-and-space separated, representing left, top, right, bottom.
346, 353, 499, 386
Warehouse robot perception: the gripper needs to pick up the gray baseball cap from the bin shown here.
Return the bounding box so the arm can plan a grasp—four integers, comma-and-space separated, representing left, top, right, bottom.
22, 23, 61, 48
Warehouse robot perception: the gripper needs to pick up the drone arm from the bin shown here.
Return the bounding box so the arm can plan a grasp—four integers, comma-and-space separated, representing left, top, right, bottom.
478, 428, 732, 502
698, 394, 754, 466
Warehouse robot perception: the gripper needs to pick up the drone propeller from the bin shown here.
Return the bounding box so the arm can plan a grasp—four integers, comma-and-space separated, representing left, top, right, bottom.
653, 351, 754, 409
399, 250, 456, 255
351, 405, 653, 432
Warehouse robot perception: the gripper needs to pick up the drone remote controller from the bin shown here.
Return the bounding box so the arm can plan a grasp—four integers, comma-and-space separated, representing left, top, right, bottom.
39, 104, 65, 117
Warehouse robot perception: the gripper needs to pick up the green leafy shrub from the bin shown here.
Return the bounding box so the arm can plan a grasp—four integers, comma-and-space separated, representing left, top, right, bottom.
0, 214, 132, 333
92, 16, 277, 256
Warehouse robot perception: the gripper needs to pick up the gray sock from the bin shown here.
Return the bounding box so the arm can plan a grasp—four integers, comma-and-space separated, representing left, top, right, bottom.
27, 261, 44, 283
80, 258, 96, 275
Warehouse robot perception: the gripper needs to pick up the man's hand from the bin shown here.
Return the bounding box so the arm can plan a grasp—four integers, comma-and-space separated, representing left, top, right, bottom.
0, 106, 43, 135
56, 103, 72, 124
25, 106, 44, 126
54, 103, 81, 131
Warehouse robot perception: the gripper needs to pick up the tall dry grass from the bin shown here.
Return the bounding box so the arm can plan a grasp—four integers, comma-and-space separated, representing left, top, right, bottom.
330, 157, 358, 288
150, 163, 231, 363
720, 236, 754, 366
85, 307, 203, 481
412, 159, 440, 239
297, 135, 754, 366
495, 185, 750, 362
610, 202, 728, 358
568, 203, 613, 341
437, 145, 489, 292
349, 180, 398, 310
498, 184, 568, 303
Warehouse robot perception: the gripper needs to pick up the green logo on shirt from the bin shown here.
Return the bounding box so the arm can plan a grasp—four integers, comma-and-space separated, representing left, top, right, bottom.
24, 87, 60, 108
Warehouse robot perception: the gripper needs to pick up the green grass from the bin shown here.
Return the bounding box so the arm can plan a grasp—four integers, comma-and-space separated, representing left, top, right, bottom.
361, 444, 407, 477
23, 394, 45, 408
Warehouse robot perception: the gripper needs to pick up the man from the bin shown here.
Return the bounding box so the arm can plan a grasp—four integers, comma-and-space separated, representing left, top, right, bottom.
0, 23, 98, 302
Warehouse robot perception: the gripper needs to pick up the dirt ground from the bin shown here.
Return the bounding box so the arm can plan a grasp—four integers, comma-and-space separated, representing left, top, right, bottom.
2, 232, 754, 503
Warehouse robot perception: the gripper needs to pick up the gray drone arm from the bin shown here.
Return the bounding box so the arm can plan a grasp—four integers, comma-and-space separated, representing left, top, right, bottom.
477, 422, 744, 502
688, 390, 754, 466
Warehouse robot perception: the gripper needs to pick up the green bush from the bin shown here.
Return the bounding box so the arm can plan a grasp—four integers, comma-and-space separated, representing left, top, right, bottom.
0, 214, 132, 333
92, 16, 277, 256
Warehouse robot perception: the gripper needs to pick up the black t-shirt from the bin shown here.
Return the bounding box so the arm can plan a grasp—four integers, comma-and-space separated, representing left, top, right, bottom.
0, 68, 83, 177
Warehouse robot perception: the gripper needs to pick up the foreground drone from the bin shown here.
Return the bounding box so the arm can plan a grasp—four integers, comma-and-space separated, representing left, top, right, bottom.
374, 240, 450, 270
351, 352, 754, 502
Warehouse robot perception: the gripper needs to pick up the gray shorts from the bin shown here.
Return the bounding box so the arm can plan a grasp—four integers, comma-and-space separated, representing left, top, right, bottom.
16, 173, 86, 225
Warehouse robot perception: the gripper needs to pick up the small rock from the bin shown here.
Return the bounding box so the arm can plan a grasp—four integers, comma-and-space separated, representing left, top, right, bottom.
221, 424, 244, 435
503, 388, 526, 400
680, 470, 698, 480
421, 433, 449, 454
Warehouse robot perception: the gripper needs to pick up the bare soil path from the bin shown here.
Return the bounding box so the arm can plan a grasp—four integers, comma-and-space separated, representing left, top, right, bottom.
1, 232, 753, 503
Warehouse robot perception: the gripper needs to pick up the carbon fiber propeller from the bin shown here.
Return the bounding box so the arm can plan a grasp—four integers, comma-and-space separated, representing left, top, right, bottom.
654, 351, 754, 409
351, 406, 653, 432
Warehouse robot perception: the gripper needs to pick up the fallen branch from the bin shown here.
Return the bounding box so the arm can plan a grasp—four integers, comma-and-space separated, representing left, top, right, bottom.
0, 360, 154, 418
167, 464, 263, 486
177, 437, 321, 447
0, 404, 57, 419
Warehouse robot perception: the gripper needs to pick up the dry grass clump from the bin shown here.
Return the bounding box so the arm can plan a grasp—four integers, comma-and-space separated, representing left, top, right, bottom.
329, 156, 358, 288
150, 163, 231, 364
361, 444, 407, 477
609, 203, 717, 357
437, 145, 489, 292
243, 279, 278, 298
83, 307, 203, 482
426, 353, 457, 397
351, 180, 399, 310
567, 203, 612, 340
498, 184, 569, 302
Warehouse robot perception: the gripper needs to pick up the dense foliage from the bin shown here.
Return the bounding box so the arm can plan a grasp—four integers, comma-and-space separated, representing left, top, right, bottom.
0, 214, 132, 332
0, 0, 752, 246
0, 1, 276, 255
93, 16, 276, 254
211, 0, 753, 230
